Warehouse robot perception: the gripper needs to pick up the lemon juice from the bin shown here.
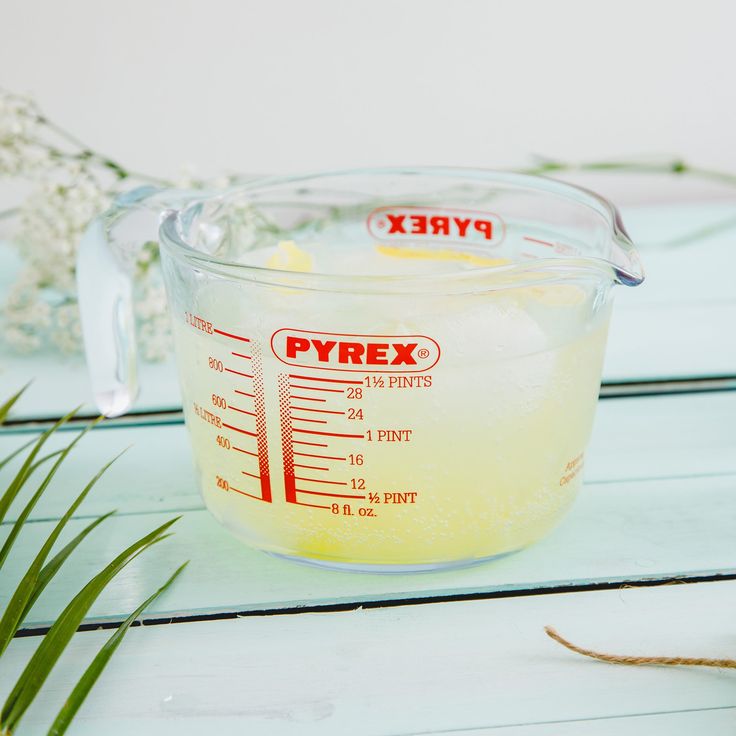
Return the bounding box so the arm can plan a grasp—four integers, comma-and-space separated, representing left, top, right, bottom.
171, 241, 611, 570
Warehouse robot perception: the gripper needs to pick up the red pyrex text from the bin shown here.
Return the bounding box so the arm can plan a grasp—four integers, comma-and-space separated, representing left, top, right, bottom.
271, 329, 440, 373
367, 206, 505, 246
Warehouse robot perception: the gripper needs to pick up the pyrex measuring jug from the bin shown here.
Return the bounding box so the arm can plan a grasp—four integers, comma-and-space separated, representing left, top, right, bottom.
77, 168, 643, 572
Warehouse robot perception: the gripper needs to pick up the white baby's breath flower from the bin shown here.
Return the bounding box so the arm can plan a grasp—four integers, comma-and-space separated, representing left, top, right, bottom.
15, 168, 110, 292
174, 163, 199, 189
1, 162, 112, 355
50, 301, 83, 354
0, 88, 185, 361
5, 326, 42, 353
2, 269, 52, 353
0, 90, 39, 141
0, 89, 52, 176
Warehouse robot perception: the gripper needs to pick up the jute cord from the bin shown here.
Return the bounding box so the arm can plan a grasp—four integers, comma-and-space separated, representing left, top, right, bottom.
544, 626, 736, 669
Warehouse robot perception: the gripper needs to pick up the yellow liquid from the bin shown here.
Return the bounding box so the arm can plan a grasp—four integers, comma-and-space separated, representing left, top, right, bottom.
173, 275, 610, 569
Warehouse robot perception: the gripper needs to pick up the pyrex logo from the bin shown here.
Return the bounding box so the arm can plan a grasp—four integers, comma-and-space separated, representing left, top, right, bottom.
271, 329, 441, 373
367, 206, 505, 246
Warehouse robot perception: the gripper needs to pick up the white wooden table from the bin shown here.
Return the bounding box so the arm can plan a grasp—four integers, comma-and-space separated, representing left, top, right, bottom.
1, 196, 735, 734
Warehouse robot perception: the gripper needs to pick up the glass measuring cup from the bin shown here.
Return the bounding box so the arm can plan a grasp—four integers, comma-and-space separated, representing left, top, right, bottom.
77, 168, 643, 572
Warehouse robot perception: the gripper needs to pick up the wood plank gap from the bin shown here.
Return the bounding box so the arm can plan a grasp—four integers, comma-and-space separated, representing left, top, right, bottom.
13, 571, 736, 640
398, 705, 736, 735
600, 376, 736, 398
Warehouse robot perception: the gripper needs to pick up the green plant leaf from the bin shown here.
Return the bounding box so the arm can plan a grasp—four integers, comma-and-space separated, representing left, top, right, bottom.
0, 419, 103, 571
22, 511, 117, 621
0, 447, 121, 657
0, 383, 30, 424
0, 408, 80, 526
0, 436, 38, 472
47, 561, 188, 736
1, 516, 180, 733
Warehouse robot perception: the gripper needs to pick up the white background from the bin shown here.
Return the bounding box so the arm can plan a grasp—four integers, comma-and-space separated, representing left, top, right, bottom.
1, 0, 735, 183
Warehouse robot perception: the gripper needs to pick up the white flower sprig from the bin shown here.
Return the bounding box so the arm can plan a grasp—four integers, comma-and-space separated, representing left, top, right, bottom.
0, 88, 176, 358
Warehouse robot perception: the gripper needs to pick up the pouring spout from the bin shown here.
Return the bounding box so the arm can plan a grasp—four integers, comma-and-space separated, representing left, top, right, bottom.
610, 208, 645, 287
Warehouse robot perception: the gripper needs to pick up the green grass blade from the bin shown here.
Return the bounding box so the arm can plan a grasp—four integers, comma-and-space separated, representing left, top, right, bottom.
22, 511, 117, 622
1, 516, 180, 733
0, 449, 122, 657
0, 436, 38, 472
0, 420, 102, 571
0, 441, 89, 571
0, 408, 80, 526
0, 383, 30, 424
47, 562, 188, 736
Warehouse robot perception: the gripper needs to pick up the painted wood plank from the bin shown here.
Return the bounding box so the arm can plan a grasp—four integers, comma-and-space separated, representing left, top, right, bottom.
585, 390, 736, 483
2, 200, 736, 421
605, 201, 736, 382
2, 580, 735, 735
0, 708, 728, 736
4, 470, 735, 628
1, 390, 734, 525
618, 201, 736, 304
433, 709, 736, 736
0, 423, 202, 522
0, 349, 183, 421
605, 302, 736, 382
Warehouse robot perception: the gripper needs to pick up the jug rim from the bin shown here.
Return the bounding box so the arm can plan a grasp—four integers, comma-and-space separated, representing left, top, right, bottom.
158, 166, 644, 294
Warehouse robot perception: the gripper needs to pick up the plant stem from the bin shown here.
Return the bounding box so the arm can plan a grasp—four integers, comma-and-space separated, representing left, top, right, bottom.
521, 158, 736, 188
38, 116, 173, 187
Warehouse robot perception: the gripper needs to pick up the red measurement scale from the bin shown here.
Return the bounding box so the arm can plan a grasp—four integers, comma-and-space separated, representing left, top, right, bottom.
190, 317, 439, 517
278, 373, 365, 511
210, 327, 272, 503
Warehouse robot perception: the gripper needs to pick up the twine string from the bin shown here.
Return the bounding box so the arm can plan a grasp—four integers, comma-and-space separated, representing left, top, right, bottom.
544, 626, 736, 669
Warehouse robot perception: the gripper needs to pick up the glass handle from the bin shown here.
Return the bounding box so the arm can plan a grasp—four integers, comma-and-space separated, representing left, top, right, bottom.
77, 186, 169, 416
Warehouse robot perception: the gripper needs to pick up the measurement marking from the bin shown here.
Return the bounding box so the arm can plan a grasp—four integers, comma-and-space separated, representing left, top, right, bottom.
294, 428, 364, 439
234, 390, 255, 398
294, 476, 348, 486
523, 235, 555, 248
290, 416, 328, 424
233, 446, 258, 457
291, 394, 327, 403
297, 489, 366, 500
214, 328, 251, 342
225, 368, 254, 379
294, 500, 331, 510
279, 374, 298, 504
294, 463, 329, 471
241, 471, 262, 480
222, 422, 257, 438
230, 406, 256, 417
229, 485, 264, 501
294, 452, 346, 461
231, 352, 252, 360
252, 347, 273, 503
290, 384, 344, 393
290, 405, 345, 415
289, 374, 363, 385
293, 440, 330, 448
